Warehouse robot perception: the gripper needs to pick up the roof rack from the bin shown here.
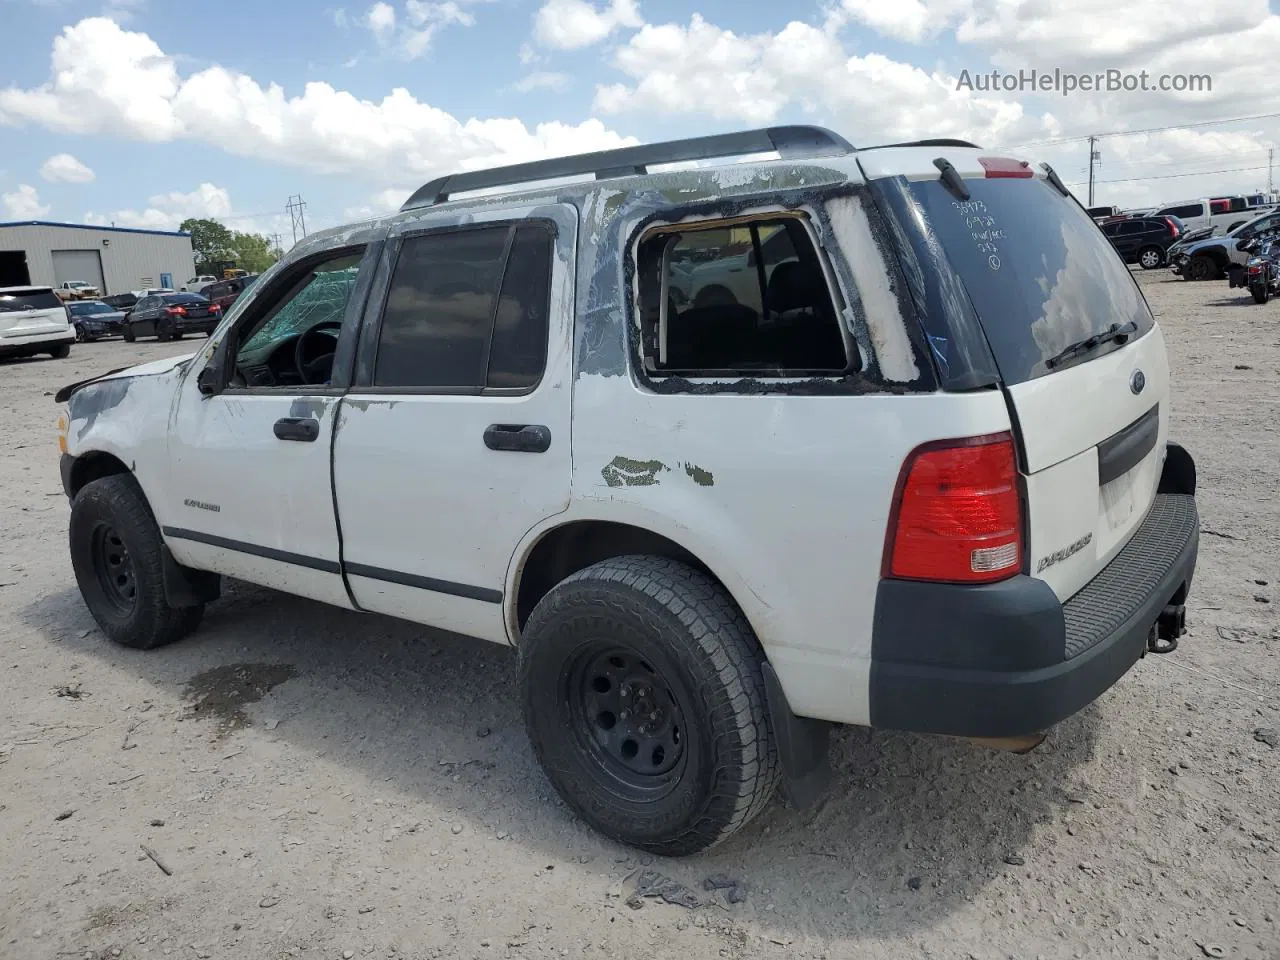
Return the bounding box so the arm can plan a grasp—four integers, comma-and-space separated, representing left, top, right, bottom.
862, 138, 982, 150
400, 125, 856, 210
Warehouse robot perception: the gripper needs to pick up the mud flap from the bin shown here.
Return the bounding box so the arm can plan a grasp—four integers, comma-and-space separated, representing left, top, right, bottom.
161, 545, 222, 607
761, 662, 832, 811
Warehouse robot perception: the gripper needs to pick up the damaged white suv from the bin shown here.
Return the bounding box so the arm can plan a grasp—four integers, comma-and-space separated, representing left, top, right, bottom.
56, 126, 1200, 856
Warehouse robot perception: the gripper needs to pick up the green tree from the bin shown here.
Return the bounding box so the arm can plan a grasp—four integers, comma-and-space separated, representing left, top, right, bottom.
227, 231, 281, 274
180, 218, 234, 274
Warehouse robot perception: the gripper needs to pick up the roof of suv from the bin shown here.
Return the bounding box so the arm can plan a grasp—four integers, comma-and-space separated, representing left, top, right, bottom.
295, 125, 988, 254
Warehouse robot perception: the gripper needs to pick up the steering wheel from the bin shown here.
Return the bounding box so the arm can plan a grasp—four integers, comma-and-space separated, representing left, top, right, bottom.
293, 321, 343, 383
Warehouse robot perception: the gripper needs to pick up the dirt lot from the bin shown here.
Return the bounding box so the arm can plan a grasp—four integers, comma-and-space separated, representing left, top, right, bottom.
1, 271, 1277, 960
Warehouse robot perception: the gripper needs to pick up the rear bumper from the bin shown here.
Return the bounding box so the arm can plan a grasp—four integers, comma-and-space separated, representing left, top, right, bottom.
0, 328, 75, 356
868, 450, 1199, 737
175, 318, 217, 334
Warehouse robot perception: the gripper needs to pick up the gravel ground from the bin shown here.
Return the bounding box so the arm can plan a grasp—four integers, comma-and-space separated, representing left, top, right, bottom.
1, 270, 1277, 960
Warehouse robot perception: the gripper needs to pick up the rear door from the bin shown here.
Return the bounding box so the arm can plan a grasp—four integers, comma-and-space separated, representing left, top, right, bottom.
333, 206, 575, 644
866, 162, 1166, 602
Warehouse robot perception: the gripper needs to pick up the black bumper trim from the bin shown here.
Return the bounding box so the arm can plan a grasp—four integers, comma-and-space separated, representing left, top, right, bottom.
869, 492, 1199, 737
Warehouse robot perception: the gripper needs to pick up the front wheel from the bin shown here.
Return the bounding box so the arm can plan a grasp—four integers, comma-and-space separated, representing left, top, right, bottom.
1252, 283, 1270, 304
69, 474, 204, 649
48, 343, 71, 359
1187, 256, 1220, 282
1138, 246, 1164, 269
519, 555, 778, 856
122, 326, 136, 343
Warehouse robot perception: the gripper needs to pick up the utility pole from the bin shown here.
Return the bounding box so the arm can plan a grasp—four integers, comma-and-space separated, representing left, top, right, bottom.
285, 195, 308, 245
1087, 136, 1101, 207
1269, 147, 1274, 196
268, 232, 284, 255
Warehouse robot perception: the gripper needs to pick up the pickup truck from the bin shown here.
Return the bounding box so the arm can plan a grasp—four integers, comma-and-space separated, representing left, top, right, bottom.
55, 280, 102, 301
1152, 198, 1273, 237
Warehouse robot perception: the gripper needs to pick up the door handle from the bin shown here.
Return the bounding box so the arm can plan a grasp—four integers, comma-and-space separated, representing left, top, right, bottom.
483, 423, 551, 453
273, 417, 320, 442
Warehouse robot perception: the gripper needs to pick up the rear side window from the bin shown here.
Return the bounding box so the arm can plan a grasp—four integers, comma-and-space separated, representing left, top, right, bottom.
633, 216, 851, 376
1159, 203, 1202, 220
0, 290, 62, 312
373, 222, 554, 390
887, 177, 1154, 384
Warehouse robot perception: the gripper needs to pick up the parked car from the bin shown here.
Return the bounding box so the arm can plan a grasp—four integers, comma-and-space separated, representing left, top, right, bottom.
67, 300, 127, 341
121, 292, 221, 342
1170, 209, 1280, 280
1100, 216, 1183, 269
181, 275, 219, 292
200, 274, 259, 312
1151, 197, 1272, 236
56, 125, 1199, 855
0, 285, 75, 359
100, 292, 138, 317
1086, 204, 1120, 222
54, 280, 102, 301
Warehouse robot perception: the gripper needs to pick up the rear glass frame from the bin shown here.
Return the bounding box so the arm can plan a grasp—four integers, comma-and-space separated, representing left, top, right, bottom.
0, 290, 63, 313
869, 175, 1156, 386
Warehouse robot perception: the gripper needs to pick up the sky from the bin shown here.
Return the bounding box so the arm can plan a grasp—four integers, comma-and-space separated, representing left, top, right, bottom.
1, 0, 1278, 242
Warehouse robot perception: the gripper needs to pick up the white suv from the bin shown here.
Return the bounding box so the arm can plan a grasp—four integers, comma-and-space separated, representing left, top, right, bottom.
1, 285, 75, 360
55, 127, 1200, 855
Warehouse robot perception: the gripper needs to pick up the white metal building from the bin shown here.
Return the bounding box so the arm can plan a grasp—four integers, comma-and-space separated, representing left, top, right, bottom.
0, 220, 197, 296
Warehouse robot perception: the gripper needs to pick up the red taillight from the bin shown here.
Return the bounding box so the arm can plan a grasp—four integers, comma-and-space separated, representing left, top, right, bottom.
165, 306, 187, 317
884, 433, 1023, 584
209, 303, 220, 312
1164, 217, 1180, 236
978, 156, 1033, 179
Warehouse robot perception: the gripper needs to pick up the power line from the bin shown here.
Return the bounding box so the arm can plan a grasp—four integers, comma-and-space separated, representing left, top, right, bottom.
998, 111, 1280, 151
1064, 163, 1270, 188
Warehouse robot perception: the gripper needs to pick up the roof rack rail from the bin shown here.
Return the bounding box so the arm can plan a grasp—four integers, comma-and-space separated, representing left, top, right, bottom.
862, 138, 982, 150
400, 125, 856, 210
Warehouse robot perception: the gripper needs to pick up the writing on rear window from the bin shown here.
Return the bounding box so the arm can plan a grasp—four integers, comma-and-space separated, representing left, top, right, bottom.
953, 199, 1007, 270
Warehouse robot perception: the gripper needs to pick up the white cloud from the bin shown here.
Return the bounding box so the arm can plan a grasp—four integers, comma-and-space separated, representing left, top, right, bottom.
85, 182, 233, 231
0, 18, 637, 186
39, 153, 96, 183
515, 71, 571, 93
344, 186, 413, 220
827, 0, 967, 43
363, 0, 482, 58
534, 0, 642, 50
365, 1, 397, 37
333, 7, 350, 28
2, 184, 50, 219
103, 0, 145, 23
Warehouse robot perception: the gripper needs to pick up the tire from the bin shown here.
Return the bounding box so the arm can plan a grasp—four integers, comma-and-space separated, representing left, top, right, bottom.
69, 474, 204, 650
172, 329, 184, 340
48, 343, 71, 359
156, 319, 173, 342
1252, 283, 1269, 304
1187, 256, 1220, 282
122, 326, 136, 343
519, 555, 778, 856
1138, 246, 1164, 270
74, 325, 85, 343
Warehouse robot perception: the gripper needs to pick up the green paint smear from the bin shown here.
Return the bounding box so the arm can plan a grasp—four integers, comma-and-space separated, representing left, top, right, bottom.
683, 463, 714, 486
602, 456, 669, 488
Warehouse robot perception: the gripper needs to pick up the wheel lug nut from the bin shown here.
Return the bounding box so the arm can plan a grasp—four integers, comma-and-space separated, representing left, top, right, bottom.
619, 710, 628, 720
649, 712, 657, 720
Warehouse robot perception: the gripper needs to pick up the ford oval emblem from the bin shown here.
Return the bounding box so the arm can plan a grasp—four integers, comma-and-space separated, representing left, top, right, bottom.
1130, 369, 1146, 395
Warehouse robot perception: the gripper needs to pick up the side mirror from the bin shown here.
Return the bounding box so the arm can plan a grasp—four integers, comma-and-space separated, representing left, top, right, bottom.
196, 364, 219, 396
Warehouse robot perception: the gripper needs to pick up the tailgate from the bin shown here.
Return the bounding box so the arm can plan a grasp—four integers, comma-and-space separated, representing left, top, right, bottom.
862, 158, 1167, 601
0, 289, 70, 338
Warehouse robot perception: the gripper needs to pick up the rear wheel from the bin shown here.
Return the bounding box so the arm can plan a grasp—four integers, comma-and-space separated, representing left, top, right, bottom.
156, 319, 173, 342
69, 474, 204, 649
1138, 246, 1164, 269
520, 555, 778, 856
122, 325, 136, 343
1251, 283, 1269, 304
48, 343, 70, 359
1187, 256, 1220, 281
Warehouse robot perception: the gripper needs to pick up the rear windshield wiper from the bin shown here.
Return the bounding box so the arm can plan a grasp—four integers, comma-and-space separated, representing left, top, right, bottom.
1044, 320, 1138, 370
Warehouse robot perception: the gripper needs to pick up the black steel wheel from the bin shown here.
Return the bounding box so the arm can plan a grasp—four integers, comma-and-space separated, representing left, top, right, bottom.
69, 474, 204, 649
565, 645, 687, 798
520, 555, 778, 856
1252, 283, 1270, 304
90, 523, 137, 615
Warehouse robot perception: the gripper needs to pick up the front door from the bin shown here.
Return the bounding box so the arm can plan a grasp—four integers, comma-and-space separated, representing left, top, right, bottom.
332, 208, 576, 643
165, 243, 380, 607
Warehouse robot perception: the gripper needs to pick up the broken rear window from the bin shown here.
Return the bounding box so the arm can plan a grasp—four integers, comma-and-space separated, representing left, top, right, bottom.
634, 215, 853, 378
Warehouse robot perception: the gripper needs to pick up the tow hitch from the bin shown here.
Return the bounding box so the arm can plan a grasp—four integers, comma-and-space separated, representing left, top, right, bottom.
1147, 603, 1186, 654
